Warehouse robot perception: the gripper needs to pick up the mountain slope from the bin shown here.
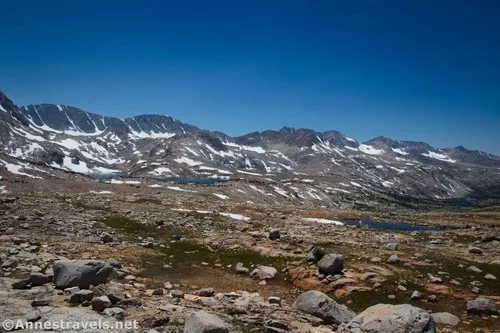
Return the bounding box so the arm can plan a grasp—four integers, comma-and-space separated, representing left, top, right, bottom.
1, 90, 500, 207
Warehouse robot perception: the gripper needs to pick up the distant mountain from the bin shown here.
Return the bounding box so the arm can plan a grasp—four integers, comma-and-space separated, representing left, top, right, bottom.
2, 90, 500, 206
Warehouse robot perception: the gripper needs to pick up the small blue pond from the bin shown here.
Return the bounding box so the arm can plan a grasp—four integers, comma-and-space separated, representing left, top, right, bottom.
158, 177, 227, 185
344, 219, 443, 232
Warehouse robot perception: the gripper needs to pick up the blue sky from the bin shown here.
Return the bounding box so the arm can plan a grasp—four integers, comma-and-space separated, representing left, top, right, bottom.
1, 0, 499, 154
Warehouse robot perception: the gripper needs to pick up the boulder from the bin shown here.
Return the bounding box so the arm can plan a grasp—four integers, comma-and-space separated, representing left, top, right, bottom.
70, 290, 94, 304
431, 312, 460, 327
184, 311, 229, 333
92, 296, 113, 312
293, 290, 355, 324
468, 246, 483, 255
250, 266, 277, 280
269, 229, 281, 240
387, 254, 400, 264
318, 254, 344, 275
53, 260, 114, 289
235, 263, 249, 274
192, 288, 215, 297
466, 297, 498, 315
29, 272, 52, 286
337, 303, 435, 333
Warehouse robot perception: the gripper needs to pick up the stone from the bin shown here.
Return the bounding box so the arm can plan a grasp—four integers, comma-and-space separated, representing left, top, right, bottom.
370, 257, 382, 263
466, 297, 498, 315
431, 312, 460, 327
235, 263, 249, 274
466, 265, 482, 273
250, 266, 277, 280
387, 254, 400, 264
293, 290, 355, 324
70, 290, 94, 304
192, 288, 215, 297
384, 243, 399, 251
28, 272, 51, 286
116, 297, 142, 308
318, 254, 344, 275
140, 314, 170, 328
484, 274, 496, 280
100, 232, 113, 243
53, 260, 114, 289
171, 290, 185, 298
184, 310, 229, 333
468, 246, 483, 255
152, 288, 164, 296
427, 295, 438, 303
12, 279, 31, 290
103, 307, 125, 320
269, 229, 281, 240
411, 291, 422, 300
92, 296, 113, 312
31, 300, 50, 307
337, 303, 436, 333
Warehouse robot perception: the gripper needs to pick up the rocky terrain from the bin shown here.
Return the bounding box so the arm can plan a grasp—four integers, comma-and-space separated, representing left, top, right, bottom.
0, 91, 499, 332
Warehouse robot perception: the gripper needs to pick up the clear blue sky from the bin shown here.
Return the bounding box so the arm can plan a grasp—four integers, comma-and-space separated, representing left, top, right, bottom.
1, 0, 499, 154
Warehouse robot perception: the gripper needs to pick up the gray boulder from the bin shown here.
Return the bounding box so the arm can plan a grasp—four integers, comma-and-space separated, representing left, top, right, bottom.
269, 229, 281, 240
69, 290, 94, 304
337, 303, 435, 333
250, 266, 277, 280
318, 254, 344, 275
293, 290, 355, 324
53, 260, 114, 289
466, 297, 498, 315
29, 272, 52, 286
184, 310, 229, 333
431, 312, 460, 327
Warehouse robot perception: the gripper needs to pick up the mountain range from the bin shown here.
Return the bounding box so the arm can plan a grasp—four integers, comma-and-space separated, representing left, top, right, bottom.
1, 90, 500, 208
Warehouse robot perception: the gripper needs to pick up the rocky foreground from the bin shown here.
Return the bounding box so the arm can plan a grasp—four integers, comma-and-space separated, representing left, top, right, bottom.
0, 180, 499, 332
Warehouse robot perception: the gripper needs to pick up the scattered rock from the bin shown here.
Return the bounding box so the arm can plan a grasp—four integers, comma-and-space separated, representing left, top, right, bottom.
411, 291, 422, 300
100, 232, 113, 243
318, 254, 344, 275
337, 303, 436, 333
103, 307, 125, 320
53, 260, 114, 289
468, 246, 483, 255
384, 243, 399, 251
192, 288, 215, 297
427, 295, 438, 303
466, 297, 498, 315
387, 254, 400, 264
235, 263, 249, 274
29, 272, 51, 286
484, 274, 496, 280
431, 312, 460, 327
293, 290, 355, 324
269, 229, 280, 240
92, 296, 113, 312
69, 289, 94, 304
466, 265, 482, 273
184, 310, 229, 333
250, 266, 277, 280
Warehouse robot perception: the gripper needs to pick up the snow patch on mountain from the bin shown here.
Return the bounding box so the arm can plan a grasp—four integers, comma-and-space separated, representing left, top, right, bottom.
392, 148, 409, 155
223, 142, 266, 153
358, 144, 384, 155
422, 151, 456, 163
175, 157, 203, 166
